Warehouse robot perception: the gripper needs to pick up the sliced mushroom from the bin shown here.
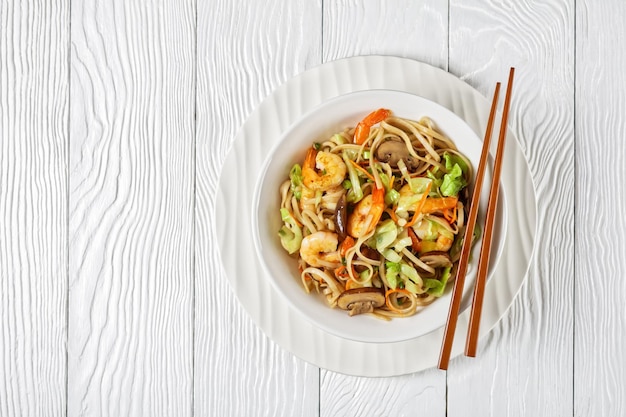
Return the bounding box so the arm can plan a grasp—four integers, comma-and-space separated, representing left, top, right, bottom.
376, 139, 420, 170
419, 251, 453, 268
337, 288, 385, 316
334, 194, 347, 240
360, 246, 380, 262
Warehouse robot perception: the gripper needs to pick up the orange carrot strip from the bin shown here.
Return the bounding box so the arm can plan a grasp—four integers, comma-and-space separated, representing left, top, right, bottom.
339, 236, 355, 257
385, 207, 399, 224
349, 159, 375, 183
406, 183, 432, 228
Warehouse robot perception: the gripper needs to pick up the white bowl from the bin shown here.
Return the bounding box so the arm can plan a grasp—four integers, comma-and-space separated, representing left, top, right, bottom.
252, 89, 506, 344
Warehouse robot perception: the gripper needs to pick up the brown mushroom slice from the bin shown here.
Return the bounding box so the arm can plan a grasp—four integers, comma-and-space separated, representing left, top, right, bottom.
376, 139, 420, 170
419, 251, 453, 268
333, 194, 348, 241
337, 288, 385, 316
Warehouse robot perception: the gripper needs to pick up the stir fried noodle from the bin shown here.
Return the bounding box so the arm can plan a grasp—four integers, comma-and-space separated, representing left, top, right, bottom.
278, 109, 477, 319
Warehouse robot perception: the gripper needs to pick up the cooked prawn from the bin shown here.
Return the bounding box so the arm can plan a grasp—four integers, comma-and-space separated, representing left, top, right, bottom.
299, 231, 342, 268
347, 187, 385, 238
302, 149, 347, 191
353, 108, 390, 145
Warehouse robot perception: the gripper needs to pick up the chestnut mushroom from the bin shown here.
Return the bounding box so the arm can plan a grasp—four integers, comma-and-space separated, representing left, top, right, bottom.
337, 288, 385, 316
376, 139, 420, 170
334, 194, 348, 240
419, 251, 453, 268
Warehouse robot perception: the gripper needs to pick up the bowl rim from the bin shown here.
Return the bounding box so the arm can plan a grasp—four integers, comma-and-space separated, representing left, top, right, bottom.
250, 88, 507, 344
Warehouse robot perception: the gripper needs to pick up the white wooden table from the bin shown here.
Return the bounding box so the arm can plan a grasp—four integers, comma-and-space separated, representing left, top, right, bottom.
1, 0, 622, 415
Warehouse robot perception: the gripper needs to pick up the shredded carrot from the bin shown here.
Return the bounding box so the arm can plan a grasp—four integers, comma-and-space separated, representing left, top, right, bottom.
443, 205, 457, 224
389, 175, 395, 190
339, 236, 355, 257
385, 207, 399, 223
385, 288, 413, 313
349, 159, 375, 182
335, 265, 350, 279
405, 183, 432, 228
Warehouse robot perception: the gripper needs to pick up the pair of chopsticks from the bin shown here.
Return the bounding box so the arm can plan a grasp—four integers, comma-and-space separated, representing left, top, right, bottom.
438, 68, 515, 370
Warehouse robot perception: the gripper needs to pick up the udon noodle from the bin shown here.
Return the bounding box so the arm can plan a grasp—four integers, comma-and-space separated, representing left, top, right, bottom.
277, 109, 476, 319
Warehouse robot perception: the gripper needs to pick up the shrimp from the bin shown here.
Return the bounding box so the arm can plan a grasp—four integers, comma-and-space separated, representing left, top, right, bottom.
299, 231, 342, 268
302, 149, 347, 191
347, 187, 385, 238
353, 108, 390, 145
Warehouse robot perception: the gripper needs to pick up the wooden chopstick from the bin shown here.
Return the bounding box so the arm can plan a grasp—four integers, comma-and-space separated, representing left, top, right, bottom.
437, 81, 501, 370
465, 67, 515, 357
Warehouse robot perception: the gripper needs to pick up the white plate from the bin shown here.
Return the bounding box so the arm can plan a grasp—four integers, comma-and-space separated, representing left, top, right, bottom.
215, 56, 537, 376
252, 89, 507, 344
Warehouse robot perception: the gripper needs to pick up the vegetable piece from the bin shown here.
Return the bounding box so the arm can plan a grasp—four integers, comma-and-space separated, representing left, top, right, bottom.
421, 196, 458, 214
440, 163, 467, 197
343, 151, 363, 203
407, 177, 432, 194
405, 184, 432, 228
400, 263, 421, 285
332, 133, 348, 145
289, 164, 303, 200
339, 235, 355, 257
374, 219, 398, 252
443, 152, 470, 177
385, 261, 401, 289
381, 248, 402, 263
278, 208, 302, 254
354, 108, 391, 145
337, 288, 385, 316
334, 194, 348, 240
427, 266, 452, 297
385, 188, 400, 206
397, 181, 432, 223
349, 159, 375, 182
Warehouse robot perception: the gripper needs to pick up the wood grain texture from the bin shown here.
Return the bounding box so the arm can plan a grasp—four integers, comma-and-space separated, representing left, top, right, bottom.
323, 0, 448, 70
68, 1, 194, 416
195, 0, 322, 416
575, 1, 626, 415
321, 2, 447, 416
0, 0, 68, 416
447, 1, 574, 416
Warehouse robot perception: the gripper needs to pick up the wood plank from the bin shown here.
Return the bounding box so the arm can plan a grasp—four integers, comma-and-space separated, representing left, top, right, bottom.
0, 0, 68, 415
447, 1, 575, 416
575, 1, 626, 415
194, 0, 322, 416
68, 1, 194, 416
320, 2, 448, 416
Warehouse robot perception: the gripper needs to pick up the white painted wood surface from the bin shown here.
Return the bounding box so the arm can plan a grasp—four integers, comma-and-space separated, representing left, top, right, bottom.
1, 0, 624, 416
68, 0, 194, 416
1, 1, 68, 416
